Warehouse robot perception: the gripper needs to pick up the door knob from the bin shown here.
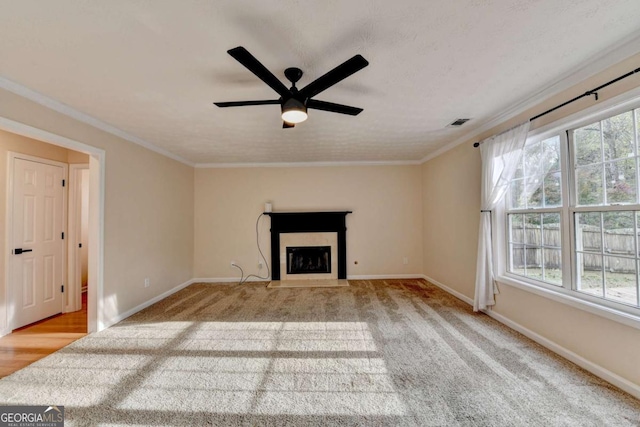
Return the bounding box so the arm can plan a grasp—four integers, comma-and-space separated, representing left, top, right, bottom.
14, 248, 33, 255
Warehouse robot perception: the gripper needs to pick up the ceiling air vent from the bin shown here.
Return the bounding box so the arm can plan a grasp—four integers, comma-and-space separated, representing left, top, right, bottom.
448, 118, 471, 127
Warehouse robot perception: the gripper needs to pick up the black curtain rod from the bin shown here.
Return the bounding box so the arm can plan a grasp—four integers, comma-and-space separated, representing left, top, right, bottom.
473, 66, 640, 148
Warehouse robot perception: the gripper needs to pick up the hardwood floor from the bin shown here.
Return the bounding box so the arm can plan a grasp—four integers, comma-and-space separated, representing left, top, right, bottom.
0, 293, 87, 378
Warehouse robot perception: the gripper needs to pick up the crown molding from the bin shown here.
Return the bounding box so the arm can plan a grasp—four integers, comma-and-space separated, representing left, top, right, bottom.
0, 75, 195, 167
419, 29, 640, 164
195, 159, 422, 168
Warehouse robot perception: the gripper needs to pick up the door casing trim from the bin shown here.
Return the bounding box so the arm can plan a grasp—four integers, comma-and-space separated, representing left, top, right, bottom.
0, 116, 105, 335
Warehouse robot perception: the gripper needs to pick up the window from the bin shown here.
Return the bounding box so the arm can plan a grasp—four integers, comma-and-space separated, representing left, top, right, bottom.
507, 135, 563, 286
505, 105, 640, 313
572, 109, 640, 308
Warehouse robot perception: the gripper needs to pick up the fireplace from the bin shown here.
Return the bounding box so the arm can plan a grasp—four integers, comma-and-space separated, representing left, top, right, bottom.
265, 211, 351, 280
280, 232, 338, 280
287, 246, 331, 275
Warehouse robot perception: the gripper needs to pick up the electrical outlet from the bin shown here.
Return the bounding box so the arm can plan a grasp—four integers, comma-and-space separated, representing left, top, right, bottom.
403, 257, 409, 265
231, 260, 236, 267
258, 260, 264, 269
144, 278, 150, 288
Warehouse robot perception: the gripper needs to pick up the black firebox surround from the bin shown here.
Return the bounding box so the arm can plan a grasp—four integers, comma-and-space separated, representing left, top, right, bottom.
264, 211, 352, 280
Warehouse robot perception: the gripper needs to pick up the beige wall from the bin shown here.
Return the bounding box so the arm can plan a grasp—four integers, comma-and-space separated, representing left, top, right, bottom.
0, 88, 194, 329
194, 165, 423, 279
422, 143, 481, 297
422, 53, 640, 387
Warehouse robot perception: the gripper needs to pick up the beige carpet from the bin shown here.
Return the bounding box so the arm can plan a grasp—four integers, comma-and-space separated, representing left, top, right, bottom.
0, 279, 638, 426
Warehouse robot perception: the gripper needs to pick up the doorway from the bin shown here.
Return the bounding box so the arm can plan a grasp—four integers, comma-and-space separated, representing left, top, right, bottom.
1, 116, 105, 335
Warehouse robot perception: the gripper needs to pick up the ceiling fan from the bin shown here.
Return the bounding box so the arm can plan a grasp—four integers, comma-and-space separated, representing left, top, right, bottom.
214, 46, 369, 128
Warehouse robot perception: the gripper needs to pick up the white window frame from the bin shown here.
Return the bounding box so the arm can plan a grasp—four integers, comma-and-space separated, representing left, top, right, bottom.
505, 132, 570, 288
495, 86, 640, 330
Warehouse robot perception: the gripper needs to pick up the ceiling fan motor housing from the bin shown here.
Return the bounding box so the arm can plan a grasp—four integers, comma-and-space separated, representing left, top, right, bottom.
284, 67, 303, 85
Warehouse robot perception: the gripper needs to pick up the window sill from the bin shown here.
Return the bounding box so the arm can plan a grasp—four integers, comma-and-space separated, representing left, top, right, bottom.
495, 274, 640, 331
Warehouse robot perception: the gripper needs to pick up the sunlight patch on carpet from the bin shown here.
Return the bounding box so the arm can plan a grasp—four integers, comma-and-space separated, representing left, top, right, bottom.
112, 321, 405, 416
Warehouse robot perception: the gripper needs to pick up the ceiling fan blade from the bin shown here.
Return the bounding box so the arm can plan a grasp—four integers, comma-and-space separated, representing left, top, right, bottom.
214, 100, 280, 108
283, 121, 295, 129
307, 99, 363, 116
298, 55, 369, 99
227, 46, 291, 98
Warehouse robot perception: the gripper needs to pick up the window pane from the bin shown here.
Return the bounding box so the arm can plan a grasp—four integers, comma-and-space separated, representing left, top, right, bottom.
603, 210, 634, 228
604, 256, 637, 306
524, 214, 541, 245
514, 158, 524, 179
574, 122, 602, 166
509, 179, 524, 209
524, 141, 542, 176
525, 246, 542, 280
576, 164, 603, 206
576, 252, 603, 297
603, 111, 634, 161
603, 211, 635, 257
543, 172, 562, 207
542, 213, 561, 247
542, 136, 560, 173
542, 136, 561, 172
576, 212, 602, 253
604, 159, 637, 204
543, 248, 562, 285
636, 212, 640, 257
509, 214, 524, 243
510, 243, 525, 275
636, 109, 640, 153
525, 177, 543, 208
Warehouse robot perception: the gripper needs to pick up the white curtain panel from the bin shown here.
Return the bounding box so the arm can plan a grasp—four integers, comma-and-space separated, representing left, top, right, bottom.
474, 121, 530, 312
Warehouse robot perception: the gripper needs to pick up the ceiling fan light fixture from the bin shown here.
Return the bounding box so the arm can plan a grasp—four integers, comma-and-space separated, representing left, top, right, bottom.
281, 98, 308, 124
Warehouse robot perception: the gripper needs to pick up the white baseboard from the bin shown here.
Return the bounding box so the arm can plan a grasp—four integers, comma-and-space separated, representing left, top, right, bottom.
347, 274, 426, 280
485, 309, 640, 400
103, 278, 196, 328
423, 274, 474, 305
423, 273, 640, 400
0, 328, 10, 338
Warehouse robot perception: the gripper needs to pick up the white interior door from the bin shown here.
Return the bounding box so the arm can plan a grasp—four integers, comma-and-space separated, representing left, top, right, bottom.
10, 157, 65, 329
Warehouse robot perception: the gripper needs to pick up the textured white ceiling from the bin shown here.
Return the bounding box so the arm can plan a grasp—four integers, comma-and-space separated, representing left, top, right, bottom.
0, 1, 639, 164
